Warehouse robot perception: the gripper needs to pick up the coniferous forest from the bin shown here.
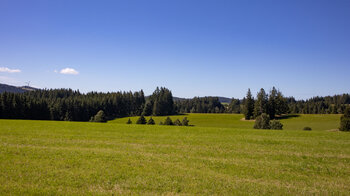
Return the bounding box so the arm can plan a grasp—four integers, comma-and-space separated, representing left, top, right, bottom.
0, 86, 349, 122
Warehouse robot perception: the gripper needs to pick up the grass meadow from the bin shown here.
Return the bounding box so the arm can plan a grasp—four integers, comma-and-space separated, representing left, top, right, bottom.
110, 113, 341, 131
1, 114, 349, 195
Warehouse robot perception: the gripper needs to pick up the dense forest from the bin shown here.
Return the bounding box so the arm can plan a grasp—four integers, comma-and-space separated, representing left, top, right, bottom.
0, 86, 349, 122
0, 89, 146, 121
174, 97, 225, 113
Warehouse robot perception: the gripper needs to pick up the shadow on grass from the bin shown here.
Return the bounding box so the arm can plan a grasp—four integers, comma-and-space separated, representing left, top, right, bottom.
275, 114, 300, 120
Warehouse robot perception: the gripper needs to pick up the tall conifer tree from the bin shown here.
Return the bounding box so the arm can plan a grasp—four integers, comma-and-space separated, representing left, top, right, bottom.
244, 89, 254, 120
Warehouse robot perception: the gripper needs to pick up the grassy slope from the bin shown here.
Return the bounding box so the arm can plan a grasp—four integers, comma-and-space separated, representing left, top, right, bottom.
110, 113, 341, 131
1, 119, 350, 195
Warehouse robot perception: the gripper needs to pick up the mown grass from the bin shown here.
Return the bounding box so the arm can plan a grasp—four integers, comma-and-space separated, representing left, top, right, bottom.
110, 113, 341, 131
1, 118, 349, 195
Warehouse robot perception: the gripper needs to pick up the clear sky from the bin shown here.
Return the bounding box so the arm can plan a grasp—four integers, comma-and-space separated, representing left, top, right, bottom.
0, 0, 349, 99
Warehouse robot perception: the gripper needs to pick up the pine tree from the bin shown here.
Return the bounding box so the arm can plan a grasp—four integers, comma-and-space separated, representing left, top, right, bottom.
254, 88, 268, 118
182, 117, 189, 126
339, 107, 350, 131
136, 115, 147, 124
126, 118, 132, 124
243, 89, 254, 120
163, 117, 173, 125
268, 87, 277, 119
142, 101, 153, 116
147, 117, 155, 125
275, 91, 288, 115
174, 119, 182, 126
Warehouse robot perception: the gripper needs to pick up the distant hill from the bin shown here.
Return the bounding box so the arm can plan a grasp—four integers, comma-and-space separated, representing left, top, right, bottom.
173, 96, 232, 103
0, 83, 38, 93
0, 83, 232, 103
216, 97, 232, 103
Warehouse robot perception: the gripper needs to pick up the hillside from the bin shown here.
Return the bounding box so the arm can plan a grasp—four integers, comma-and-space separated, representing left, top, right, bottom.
173, 96, 232, 103
0, 83, 37, 93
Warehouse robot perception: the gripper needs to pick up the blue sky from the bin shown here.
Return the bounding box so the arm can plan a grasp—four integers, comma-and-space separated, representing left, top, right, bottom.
0, 0, 349, 99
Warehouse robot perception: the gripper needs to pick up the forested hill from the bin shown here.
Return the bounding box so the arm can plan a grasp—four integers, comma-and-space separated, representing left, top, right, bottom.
0, 83, 37, 93
173, 96, 231, 103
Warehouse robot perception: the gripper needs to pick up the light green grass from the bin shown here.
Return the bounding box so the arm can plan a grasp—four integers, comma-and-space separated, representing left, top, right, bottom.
110, 113, 341, 131
1, 118, 349, 195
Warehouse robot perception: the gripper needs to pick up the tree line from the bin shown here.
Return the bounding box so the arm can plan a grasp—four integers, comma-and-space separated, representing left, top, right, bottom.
174, 88, 349, 116
0, 89, 145, 121
0, 87, 177, 122
174, 97, 225, 113
0, 86, 349, 122
287, 94, 350, 114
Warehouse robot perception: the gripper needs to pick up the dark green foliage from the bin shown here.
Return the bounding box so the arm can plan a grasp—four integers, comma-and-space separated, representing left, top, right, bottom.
163, 117, 173, 125
0, 89, 145, 121
147, 117, 155, 125
136, 115, 147, 124
339, 107, 350, 131
1, 87, 349, 122
275, 91, 289, 116
243, 89, 254, 120
254, 88, 268, 118
174, 119, 182, 126
144, 87, 175, 116
287, 94, 350, 114
303, 127, 312, 131
64, 111, 73, 121
126, 118, 132, 124
268, 87, 289, 119
270, 120, 283, 130
91, 110, 107, 122
175, 97, 224, 113
182, 117, 189, 126
227, 98, 241, 113
268, 87, 277, 119
254, 113, 271, 129
142, 101, 153, 116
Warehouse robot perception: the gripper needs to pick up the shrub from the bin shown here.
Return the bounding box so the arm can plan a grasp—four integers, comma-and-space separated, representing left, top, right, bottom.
90, 110, 107, 122
147, 117, 155, 125
163, 117, 173, 125
126, 118, 132, 124
136, 115, 147, 124
303, 127, 312, 131
174, 119, 182, 126
339, 107, 350, 131
254, 113, 270, 129
270, 120, 283, 130
182, 117, 189, 126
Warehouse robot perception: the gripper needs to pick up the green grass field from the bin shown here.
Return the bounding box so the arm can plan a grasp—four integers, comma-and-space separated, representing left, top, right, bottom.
110, 113, 341, 131
1, 114, 349, 195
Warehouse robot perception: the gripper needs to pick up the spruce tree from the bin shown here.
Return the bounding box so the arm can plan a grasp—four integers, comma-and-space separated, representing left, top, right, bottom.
126, 118, 132, 124
163, 117, 173, 125
182, 117, 189, 126
339, 107, 350, 131
174, 119, 182, 126
254, 88, 268, 118
268, 87, 277, 119
136, 115, 147, 124
275, 91, 288, 115
243, 89, 254, 120
147, 117, 155, 125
